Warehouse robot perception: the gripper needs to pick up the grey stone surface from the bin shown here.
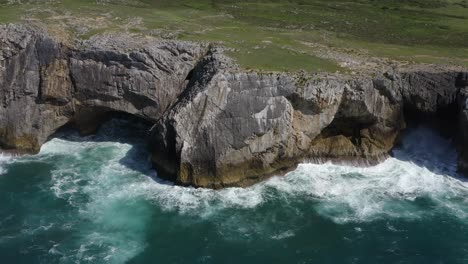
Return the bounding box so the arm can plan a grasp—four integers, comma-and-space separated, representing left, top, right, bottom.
70, 33, 208, 123
0, 24, 72, 150
1, 24, 468, 187
150, 55, 468, 188
149, 52, 406, 188
0, 24, 207, 149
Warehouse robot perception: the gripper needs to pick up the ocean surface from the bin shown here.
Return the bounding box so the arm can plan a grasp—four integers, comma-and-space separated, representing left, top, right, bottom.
0, 119, 467, 264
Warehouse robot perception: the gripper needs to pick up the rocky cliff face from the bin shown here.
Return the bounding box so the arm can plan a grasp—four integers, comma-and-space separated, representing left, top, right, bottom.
149, 51, 467, 188
0, 24, 71, 151
0, 24, 207, 151
457, 77, 468, 173
149, 51, 403, 187
69, 34, 207, 133
1, 24, 467, 188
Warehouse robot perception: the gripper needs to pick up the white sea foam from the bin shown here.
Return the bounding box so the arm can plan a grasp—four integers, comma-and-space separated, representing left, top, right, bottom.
8, 123, 468, 263
41, 125, 468, 224
260, 126, 468, 223
271, 230, 295, 240
0, 152, 13, 174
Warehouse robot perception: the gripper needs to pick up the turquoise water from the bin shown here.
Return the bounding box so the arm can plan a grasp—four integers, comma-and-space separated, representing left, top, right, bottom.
1, 120, 468, 264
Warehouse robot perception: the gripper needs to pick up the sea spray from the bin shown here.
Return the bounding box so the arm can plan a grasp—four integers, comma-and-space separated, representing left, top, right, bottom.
0, 122, 467, 263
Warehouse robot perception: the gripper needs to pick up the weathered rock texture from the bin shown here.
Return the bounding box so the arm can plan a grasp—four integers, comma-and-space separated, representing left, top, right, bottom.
457, 74, 468, 173
149, 52, 468, 188
0, 24, 207, 150
0, 24, 71, 150
1, 24, 467, 188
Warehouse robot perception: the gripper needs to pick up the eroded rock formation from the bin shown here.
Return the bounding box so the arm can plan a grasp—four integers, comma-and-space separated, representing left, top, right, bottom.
1, 24, 467, 187
0, 24, 207, 150
149, 52, 468, 188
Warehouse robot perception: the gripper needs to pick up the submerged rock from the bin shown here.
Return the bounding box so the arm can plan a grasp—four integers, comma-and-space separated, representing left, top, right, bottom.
1, 23, 467, 187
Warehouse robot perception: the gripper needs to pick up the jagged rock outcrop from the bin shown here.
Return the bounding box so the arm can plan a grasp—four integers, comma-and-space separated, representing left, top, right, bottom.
149, 54, 468, 188
70, 34, 207, 133
457, 74, 468, 173
0, 24, 72, 151
1, 23, 467, 188
149, 51, 406, 187
0, 24, 207, 150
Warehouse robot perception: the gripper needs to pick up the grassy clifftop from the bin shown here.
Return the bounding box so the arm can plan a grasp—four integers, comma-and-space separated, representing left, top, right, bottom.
1, 0, 467, 72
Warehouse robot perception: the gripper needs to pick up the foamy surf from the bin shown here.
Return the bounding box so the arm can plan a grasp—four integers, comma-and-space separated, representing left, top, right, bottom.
0, 152, 12, 174
1, 121, 467, 263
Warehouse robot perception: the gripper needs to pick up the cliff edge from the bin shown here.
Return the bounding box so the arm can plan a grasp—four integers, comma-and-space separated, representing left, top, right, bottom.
1, 24, 467, 188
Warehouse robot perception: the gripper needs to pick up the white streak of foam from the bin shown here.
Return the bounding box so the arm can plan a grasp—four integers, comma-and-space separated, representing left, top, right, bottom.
261, 126, 468, 223
271, 230, 295, 240
55, 125, 468, 224
13, 124, 468, 262
0, 152, 12, 175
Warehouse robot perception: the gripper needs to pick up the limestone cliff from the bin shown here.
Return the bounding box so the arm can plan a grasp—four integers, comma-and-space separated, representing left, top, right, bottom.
0, 24, 206, 151
149, 51, 467, 188
1, 24, 467, 188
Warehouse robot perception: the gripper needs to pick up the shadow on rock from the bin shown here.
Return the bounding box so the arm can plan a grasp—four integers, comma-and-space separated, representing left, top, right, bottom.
49, 117, 172, 185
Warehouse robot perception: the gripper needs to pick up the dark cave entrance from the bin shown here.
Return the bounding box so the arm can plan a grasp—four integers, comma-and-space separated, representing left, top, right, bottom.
402, 100, 460, 140
47, 110, 157, 179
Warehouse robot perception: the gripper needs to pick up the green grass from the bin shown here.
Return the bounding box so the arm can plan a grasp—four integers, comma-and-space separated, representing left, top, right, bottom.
1, 0, 467, 71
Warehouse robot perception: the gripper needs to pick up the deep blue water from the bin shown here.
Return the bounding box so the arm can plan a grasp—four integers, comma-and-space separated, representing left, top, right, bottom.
0, 120, 467, 263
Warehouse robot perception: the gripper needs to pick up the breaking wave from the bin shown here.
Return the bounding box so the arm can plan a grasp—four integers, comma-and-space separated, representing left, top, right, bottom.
1, 120, 467, 263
